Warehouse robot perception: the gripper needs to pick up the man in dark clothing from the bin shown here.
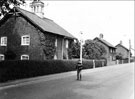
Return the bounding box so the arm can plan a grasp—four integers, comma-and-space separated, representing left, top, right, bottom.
76, 60, 83, 80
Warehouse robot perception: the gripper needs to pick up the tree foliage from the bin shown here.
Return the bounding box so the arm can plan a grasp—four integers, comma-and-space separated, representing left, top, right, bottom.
83, 39, 106, 59
0, 0, 25, 16
69, 40, 80, 58
115, 53, 123, 60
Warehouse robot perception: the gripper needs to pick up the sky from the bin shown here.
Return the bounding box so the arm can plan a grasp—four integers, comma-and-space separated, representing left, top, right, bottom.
22, 0, 134, 55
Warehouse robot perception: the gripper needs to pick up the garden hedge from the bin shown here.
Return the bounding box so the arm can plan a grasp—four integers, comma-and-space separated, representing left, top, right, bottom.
0, 59, 106, 82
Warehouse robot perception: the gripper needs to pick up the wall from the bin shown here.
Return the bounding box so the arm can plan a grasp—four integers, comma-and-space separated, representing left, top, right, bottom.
116, 45, 129, 59
0, 14, 72, 60
94, 38, 116, 63
0, 15, 44, 60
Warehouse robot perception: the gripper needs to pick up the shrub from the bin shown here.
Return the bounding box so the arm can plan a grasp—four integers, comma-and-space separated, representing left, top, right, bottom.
0, 59, 106, 82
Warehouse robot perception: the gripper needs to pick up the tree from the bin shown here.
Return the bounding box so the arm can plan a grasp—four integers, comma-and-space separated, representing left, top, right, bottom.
83, 39, 106, 59
115, 53, 123, 60
0, 0, 25, 16
68, 40, 80, 58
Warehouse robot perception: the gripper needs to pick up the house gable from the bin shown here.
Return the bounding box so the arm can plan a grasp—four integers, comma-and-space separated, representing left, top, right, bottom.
93, 37, 116, 49
0, 9, 73, 60
15, 7, 75, 39
115, 44, 129, 58
0, 13, 45, 60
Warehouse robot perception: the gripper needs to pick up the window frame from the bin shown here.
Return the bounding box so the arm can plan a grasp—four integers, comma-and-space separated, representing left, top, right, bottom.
0, 36, 7, 46
21, 55, 29, 60
0, 54, 4, 61
21, 35, 30, 46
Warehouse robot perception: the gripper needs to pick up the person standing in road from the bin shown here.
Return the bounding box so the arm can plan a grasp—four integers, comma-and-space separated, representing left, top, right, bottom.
76, 60, 83, 80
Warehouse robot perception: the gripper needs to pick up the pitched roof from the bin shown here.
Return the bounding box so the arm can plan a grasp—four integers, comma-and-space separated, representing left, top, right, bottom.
115, 44, 129, 51
93, 37, 116, 48
15, 7, 75, 39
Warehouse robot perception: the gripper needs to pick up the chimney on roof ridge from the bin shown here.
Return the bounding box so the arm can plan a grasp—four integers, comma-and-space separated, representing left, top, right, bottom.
120, 40, 122, 45
99, 33, 103, 39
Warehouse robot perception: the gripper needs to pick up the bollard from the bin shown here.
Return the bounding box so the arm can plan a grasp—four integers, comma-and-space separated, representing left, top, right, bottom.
93, 60, 95, 68
116, 60, 119, 64
122, 60, 123, 64
102, 61, 104, 67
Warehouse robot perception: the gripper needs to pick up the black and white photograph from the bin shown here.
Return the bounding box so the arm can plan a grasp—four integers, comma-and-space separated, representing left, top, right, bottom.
0, 0, 134, 99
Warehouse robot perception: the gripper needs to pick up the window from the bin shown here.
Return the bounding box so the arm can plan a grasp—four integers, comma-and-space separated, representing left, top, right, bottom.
21, 55, 29, 60
0, 54, 4, 61
66, 40, 68, 48
110, 49, 112, 53
1, 37, 7, 46
21, 35, 30, 45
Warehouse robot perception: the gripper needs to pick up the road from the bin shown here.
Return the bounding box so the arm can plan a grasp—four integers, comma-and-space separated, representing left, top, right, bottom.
0, 63, 134, 99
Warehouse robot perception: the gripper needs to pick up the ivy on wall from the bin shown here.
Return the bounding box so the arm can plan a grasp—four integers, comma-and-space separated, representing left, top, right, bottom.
38, 31, 56, 59
68, 39, 74, 59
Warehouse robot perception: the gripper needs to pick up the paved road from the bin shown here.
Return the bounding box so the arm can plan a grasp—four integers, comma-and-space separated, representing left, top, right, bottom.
0, 63, 134, 99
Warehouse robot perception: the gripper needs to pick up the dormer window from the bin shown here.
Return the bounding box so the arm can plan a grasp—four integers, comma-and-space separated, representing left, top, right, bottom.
0, 37, 7, 46
21, 35, 30, 46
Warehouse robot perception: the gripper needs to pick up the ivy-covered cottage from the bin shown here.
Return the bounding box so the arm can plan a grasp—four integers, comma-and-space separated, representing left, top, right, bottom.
93, 34, 116, 64
115, 41, 130, 59
0, 1, 75, 61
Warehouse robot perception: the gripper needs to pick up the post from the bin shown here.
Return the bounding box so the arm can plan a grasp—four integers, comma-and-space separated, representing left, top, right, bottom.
102, 60, 104, 67
122, 60, 123, 64
128, 39, 131, 63
116, 60, 119, 64
80, 31, 83, 63
93, 60, 95, 68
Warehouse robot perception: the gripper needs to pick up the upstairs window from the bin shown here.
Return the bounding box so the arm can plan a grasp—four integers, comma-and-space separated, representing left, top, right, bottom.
0, 54, 4, 61
21, 55, 29, 60
21, 35, 30, 45
110, 49, 112, 53
1, 37, 7, 46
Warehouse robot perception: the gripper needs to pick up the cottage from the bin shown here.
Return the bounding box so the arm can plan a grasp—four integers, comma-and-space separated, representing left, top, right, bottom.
115, 41, 130, 59
93, 34, 116, 64
0, 0, 75, 61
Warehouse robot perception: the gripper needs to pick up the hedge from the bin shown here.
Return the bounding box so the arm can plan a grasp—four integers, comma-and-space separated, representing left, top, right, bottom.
0, 59, 106, 82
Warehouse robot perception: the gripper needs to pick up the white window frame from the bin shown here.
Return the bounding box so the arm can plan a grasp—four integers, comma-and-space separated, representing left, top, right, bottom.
21, 35, 30, 46
21, 55, 29, 60
66, 40, 69, 48
1, 37, 7, 46
0, 54, 4, 61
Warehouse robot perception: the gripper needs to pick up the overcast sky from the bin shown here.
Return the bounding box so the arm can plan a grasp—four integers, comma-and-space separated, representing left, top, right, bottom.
23, 0, 134, 55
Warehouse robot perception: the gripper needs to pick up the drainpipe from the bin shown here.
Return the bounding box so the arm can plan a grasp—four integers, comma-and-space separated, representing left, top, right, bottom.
128, 39, 131, 63
61, 37, 64, 59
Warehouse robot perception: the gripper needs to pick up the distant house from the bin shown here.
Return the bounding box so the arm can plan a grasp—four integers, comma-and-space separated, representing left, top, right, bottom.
93, 34, 116, 63
0, 0, 75, 61
115, 41, 130, 59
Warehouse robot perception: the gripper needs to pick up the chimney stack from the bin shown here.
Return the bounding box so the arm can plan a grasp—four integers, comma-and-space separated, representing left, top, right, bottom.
120, 40, 122, 45
99, 33, 103, 39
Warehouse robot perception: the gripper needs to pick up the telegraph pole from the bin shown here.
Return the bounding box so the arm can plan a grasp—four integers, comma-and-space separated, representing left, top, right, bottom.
128, 39, 131, 63
80, 31, 83, 64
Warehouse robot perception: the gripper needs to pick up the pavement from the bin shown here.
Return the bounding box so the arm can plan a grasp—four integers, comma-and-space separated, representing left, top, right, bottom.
0, 63, 134, 99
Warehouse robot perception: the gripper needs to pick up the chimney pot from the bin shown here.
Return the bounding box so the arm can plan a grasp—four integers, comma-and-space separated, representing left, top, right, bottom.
120, 40, 122, 45
99, 33, 103, 39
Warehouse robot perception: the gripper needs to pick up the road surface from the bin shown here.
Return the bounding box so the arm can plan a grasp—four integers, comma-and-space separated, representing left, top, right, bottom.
0, 63, 134, 99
